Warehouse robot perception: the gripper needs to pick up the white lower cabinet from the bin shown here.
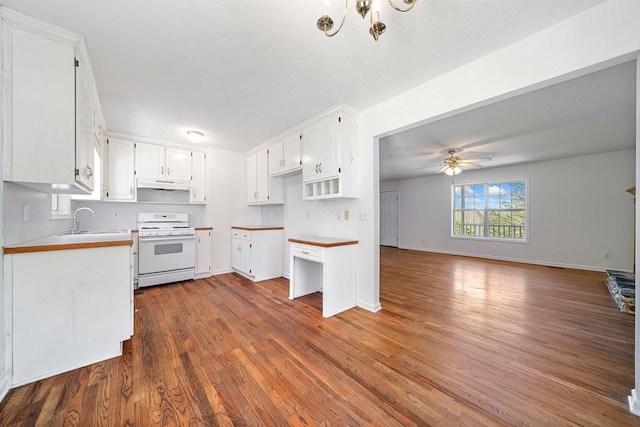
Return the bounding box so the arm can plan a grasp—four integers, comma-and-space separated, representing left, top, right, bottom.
6, 244, 133, 386
231, 227, 283, 282
195, 228, 213, 278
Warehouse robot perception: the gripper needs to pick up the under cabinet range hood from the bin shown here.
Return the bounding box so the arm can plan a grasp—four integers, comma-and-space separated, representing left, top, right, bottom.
136, 178, 190, 191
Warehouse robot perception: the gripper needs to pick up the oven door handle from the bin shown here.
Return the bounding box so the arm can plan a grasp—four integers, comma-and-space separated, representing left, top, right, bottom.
139, 236, 195, 242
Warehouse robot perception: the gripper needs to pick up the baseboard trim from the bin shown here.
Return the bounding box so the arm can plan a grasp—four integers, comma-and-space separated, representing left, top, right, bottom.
0, 376, 9, 405
212, 268, 234, 276
629, 389, 640, 415
398, 246, 621, 272
358, 300, 382, 313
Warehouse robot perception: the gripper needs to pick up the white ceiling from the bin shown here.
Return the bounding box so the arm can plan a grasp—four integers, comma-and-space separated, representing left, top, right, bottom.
1, 0, 610, 154
380, 60, 637, 181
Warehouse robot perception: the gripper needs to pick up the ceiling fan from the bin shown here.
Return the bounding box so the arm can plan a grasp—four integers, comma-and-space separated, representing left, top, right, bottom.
437, 149, 491, 176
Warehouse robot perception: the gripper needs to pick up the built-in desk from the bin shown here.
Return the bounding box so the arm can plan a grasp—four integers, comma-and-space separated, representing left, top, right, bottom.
288, 236, 358, 318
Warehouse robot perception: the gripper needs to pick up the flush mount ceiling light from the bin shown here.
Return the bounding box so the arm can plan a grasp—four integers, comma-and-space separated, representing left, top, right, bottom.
317, 0, 417, 41
186, 130, 204, 143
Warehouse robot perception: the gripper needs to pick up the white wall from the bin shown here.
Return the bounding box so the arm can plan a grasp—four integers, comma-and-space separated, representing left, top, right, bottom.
381, 150, 635, 271
2, 183, 71, 245
281, 0, 640, 313
205, 147, 259, 274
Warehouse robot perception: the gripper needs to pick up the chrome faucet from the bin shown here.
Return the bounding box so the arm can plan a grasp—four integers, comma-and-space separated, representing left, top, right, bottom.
70, 207, 96, 234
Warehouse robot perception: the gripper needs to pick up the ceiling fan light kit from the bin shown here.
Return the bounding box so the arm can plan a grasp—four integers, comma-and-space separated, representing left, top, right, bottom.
437, 149, 491, 176
318, 0, 416, 41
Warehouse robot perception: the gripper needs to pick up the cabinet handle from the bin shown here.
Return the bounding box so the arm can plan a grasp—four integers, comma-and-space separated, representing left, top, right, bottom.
302, 250, 309, 255
283, 159, 286, 166
238, 244, 242, 251
84, 165, 93, 179
130, 186, 133, 195
167, 168, 171, 176
319, 163, 322, 173
161, 166, 164, 175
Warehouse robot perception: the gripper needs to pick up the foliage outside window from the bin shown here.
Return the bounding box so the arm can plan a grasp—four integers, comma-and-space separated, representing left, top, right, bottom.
452, 179, 526, 240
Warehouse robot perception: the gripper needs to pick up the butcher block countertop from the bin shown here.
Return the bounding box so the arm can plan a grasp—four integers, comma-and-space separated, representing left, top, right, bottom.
3, 231, 133, 255
232, 226, 284, 231
288, 236, 359, 248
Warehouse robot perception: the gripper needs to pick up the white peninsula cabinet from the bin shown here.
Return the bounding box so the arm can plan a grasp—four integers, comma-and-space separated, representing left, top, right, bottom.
231, 226, 283, 282
1, 7, 103, 194
3, 233, 134, 386
301, 107, 358, 200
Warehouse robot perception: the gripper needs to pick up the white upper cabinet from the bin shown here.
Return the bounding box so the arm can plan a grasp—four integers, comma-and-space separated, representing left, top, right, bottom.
135, 142, 191, 181
268, 131, 302, 177
165, 147, 191, 181
191, 151, 207, 203
105, 137, 135, 201
134, 142, 165, 179
2, 8, 102, 194
74, 55, 95, 191
247, 148, 282, 205
301, 108, 358, 200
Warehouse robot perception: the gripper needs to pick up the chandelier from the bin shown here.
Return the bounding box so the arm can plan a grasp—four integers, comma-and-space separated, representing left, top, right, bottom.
317, 0, 417, 41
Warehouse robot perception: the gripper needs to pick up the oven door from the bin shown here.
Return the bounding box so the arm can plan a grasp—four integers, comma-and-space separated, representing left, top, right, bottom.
138, 235, 195, 275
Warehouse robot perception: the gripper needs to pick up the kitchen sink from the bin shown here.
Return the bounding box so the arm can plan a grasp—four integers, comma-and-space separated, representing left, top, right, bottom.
59, 229, 129, 236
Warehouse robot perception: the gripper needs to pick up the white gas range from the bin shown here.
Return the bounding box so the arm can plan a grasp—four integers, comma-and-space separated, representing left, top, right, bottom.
137, 213, 196, 287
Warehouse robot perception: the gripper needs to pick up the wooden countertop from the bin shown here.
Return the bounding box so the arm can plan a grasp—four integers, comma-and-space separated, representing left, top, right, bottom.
288, 236, 358, 248
232, 226, 284, 231
196, 227, 213, 231
3, 232, 133, 255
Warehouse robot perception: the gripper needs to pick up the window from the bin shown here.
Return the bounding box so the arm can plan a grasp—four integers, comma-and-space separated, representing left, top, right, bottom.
51, 193, 71, 219
453, 179, 526, 240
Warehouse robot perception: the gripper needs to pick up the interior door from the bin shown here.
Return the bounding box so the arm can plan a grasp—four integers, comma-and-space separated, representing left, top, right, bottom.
380, 191, 398, 247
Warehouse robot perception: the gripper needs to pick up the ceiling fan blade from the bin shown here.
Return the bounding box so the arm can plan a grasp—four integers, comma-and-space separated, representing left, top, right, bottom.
436, 165, 448, 173
460, 157, 491, 163
460, 163, 483, 169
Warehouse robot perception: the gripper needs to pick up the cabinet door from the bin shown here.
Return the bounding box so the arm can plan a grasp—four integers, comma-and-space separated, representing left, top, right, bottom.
74, 57, 94, 191
240, 241, 252, 275
166, 147, 191, 180
196, 230, 212, 275
191, 151, 207, 203
256, 148, 269, 203
247, 153, 258, 203
135, 142, 165, 179
301, 124, 320, 181
106, 138, 135, 200
9, 27, 76, 185
282, 132, 302, 173
268, 141, 284, 176
318, 115, 339, 179
231, 238, 242, 270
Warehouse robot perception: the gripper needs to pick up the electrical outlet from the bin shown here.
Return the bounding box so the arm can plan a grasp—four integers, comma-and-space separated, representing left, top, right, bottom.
344, 210, 350, 220
359, 209, 369, 221
113, 211, 119, 219
604, 251, 612, 259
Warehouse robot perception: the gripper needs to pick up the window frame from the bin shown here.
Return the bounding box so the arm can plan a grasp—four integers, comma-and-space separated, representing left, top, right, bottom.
451, 177, 529, 243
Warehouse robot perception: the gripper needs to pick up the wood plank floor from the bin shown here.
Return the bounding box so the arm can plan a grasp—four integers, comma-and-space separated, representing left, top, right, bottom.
0, 247, 637, 426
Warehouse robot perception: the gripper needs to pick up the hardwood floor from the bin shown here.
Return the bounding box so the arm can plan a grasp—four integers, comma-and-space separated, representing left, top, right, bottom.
0, 247, 637, 426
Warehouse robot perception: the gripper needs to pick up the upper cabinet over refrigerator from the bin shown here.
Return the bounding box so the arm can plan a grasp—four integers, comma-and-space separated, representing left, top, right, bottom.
1, 7, 105, 194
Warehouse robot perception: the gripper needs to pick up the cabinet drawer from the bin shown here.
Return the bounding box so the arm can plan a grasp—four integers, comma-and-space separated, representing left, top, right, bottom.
232, 229, 241, 238
292, 245, 323, 262
232, 229, 251, 240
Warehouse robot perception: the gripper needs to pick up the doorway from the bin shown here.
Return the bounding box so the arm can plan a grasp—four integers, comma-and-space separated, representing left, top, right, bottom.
380, 191, 398, 247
